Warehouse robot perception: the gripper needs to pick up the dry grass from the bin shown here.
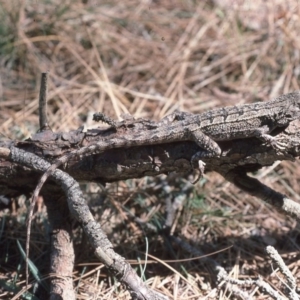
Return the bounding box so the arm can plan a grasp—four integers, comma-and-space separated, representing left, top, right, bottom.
0, 0, 300, 299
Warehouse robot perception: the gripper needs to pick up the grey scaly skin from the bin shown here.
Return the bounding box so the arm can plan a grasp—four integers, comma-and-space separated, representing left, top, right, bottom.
25, 92, 300, 278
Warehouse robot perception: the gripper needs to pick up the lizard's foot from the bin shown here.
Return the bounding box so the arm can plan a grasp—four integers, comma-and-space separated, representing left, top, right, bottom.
255, 129, 290, 154
263, 135, 295, 161
190, 150, 221, 183
190, 151, 211, 183
262, 134, 288, 153
93, 113, 117, 127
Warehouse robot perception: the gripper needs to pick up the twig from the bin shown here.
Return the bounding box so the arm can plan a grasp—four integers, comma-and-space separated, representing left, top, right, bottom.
217, 273, 286, 300
38, 72, 50, 131
266, 246, 299, 300
25, 72, 51, 287
222, 171, 300, 221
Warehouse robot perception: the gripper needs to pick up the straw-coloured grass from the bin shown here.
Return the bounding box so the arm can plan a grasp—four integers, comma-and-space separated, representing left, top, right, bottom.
0, 1, 299, 299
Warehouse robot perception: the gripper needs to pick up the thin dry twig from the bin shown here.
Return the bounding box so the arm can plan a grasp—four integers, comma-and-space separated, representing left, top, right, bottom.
38, 72, 50, 131
266, 246, 299, 300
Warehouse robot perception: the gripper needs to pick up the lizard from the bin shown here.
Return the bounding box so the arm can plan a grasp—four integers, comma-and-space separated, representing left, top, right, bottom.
25, 91, 300, 279
30, 91, 300, 206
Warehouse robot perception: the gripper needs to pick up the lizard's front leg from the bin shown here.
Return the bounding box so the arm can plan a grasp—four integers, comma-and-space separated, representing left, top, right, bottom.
188, 128, 222, 183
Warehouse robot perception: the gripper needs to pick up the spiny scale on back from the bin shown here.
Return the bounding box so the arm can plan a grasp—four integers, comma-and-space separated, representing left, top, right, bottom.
195, 92, 298, 140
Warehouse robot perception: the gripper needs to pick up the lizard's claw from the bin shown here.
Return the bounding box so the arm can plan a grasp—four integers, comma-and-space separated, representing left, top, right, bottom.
190, 149, 220, 183
268, 136, 296, 161
261, 135, 295, 160
264, 135, 288, 152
